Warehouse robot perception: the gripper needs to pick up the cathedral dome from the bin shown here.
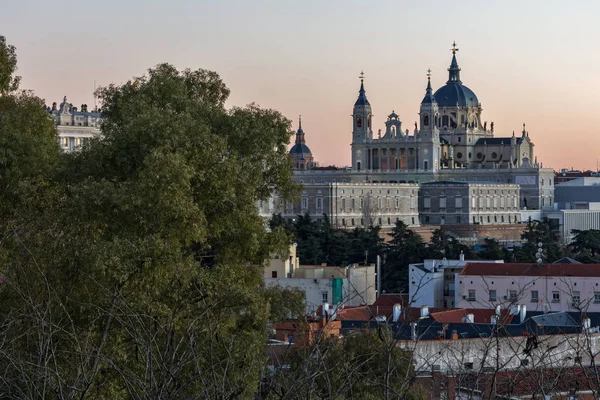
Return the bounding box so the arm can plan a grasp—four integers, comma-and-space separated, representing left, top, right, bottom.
434, 44, 479, 108
433, 83, 478, 108
289, 142, 312, 155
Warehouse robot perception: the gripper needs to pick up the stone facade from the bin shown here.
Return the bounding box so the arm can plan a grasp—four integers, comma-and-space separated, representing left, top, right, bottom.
419, 182, 521, 226
259, 182, 420, 228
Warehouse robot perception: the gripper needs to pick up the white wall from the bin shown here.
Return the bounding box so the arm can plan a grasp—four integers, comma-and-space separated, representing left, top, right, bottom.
456, 274, 600, 312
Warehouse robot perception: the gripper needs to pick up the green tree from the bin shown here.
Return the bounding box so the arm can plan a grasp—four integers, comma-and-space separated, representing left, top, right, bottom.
383, 220, 427, 292
0, 60, 299, 398
428, 229, 476, 260
479, 237, 510, 261
515, 217, 564, 262
569, 229, 600, 263
0, 35, 20, 93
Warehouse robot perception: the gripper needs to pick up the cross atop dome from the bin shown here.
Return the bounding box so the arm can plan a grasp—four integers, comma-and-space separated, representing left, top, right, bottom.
427, 68, 432, 80
359, 70, 365, 82
451, 41, 459, 55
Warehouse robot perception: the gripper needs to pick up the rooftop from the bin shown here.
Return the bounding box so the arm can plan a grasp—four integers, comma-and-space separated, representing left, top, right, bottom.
460, 262, 600, 278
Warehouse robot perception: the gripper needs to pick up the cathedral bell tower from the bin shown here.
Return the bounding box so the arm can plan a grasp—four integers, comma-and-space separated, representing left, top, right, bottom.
352, 71, 373, 143
351, 71, 373, 172
418, 69, 441, 171
419, 69, 439, 138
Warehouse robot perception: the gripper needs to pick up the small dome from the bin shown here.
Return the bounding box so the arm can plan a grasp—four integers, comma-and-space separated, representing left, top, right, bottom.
290, 143, 312, 155
433, 83, 478, 108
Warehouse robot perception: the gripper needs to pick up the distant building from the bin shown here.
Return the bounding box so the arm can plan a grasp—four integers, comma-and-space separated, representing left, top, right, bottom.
48, 96, 101, 152
418, 181, 521, 226
258, 182, 420, 228
456, 262, 600, 312
409, 257, 505, 309
554, 168, 599, 185
289, 117, 316, 171
290, 43, 555, 214
264, 259, 376, 314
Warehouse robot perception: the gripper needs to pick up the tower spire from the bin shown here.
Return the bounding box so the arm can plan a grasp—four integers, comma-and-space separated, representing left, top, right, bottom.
426, 68, 432, 93
421, 68, 436, 105
295, 115, 305, 144
354, 70, 370, 106
447, 41, 462, 84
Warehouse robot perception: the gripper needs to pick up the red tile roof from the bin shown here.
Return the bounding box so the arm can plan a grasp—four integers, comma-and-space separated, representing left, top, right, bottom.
460, 262, 600, 278
336, 306, 375, 321
429, 308, 514, 325
372, 293, 410, 307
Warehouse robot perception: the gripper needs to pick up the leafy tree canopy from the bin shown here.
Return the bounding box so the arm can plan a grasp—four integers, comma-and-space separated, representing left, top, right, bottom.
0, 57, 300, 398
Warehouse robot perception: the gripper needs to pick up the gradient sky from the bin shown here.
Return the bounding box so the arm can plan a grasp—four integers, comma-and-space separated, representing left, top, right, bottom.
3, 0, 599, 170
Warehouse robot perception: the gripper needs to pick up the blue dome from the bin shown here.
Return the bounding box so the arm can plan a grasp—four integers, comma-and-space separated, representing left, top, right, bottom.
290, 143, 312, 155
433, 83, 478, 108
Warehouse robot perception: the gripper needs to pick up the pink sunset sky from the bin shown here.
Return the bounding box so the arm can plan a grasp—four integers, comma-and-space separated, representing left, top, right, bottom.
3, 0, 599, 171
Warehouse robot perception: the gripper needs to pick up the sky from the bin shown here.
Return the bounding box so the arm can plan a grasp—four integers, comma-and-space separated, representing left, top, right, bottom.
2, 0, 600, 171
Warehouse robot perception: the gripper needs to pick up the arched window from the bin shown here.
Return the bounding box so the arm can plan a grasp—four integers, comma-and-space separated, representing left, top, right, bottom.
356, 116, 362, 128
356, 161, 361, 171
367, 115, 371, 128
442, 115, 449, 127
423, 115, 429, 126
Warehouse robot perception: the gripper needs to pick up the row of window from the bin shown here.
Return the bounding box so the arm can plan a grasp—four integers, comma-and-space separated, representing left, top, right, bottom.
467, 289, 594, 305
340, 216, 416, 227
423, 196, 518, 210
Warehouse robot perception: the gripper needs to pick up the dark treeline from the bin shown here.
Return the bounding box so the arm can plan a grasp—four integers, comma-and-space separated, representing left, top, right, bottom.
272, 214, 598, 292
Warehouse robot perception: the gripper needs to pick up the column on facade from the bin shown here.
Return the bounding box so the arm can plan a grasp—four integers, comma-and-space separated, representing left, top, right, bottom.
415, 148, 419, 171
386, 148, 390, 171
396, 148, 400, 170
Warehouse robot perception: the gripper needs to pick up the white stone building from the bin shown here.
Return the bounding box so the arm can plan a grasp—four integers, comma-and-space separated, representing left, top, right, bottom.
47, 96, 102, 152
455, 262, 600, 312
409, 257, 505, 309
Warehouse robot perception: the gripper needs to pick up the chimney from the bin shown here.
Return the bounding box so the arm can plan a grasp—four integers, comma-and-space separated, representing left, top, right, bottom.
420, 305, 429, 318
392, 304, 402, 322
410, 322, 417, 340
520, 305, 527, 324
459, 250, 465, 262
322, 302, 330, 318
583, 318, 591, 332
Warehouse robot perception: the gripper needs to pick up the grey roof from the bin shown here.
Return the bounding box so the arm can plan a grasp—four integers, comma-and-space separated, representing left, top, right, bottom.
440, 137, 450, 144
475, 137, 524, 146
354, 81, 370, 106
421, 181, 469, 186
530, 312, 579, 327
289, 143, 312, 155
